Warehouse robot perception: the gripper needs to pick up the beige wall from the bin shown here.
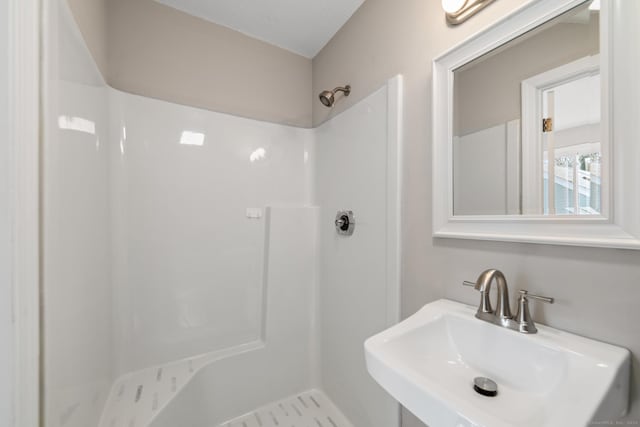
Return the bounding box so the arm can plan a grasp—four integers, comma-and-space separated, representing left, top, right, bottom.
455, 16, 599, 136
68, 0, 312, 127
66, 0, 108, 74
312, 1, 640, 426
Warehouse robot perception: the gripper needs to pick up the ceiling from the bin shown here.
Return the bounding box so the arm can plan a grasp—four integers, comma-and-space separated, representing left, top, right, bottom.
153, 0, 365, 58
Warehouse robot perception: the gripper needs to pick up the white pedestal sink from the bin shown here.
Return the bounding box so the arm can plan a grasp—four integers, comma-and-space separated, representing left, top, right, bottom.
365, 299, 630, 427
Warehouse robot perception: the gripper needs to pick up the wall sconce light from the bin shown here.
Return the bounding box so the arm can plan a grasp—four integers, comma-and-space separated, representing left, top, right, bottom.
442, 0, 496, 25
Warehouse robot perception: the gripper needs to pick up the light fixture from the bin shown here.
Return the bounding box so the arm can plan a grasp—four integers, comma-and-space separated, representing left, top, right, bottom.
441, 0, 467, 14
442, 0, 496, 25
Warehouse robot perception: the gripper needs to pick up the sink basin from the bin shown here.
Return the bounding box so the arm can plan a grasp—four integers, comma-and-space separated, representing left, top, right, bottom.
365, 299, 630, 427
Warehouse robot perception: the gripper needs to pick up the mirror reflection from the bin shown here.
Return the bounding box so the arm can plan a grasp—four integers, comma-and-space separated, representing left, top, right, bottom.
452, 1, 601, 216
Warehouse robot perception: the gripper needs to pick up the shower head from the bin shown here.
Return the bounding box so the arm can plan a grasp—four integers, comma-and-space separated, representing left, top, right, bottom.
319, 85, 351, 107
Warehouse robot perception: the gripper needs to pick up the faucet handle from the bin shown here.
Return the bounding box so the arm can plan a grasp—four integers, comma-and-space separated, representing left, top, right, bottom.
515, 289, 553, 334
519, 289, 554, 304
462, 280, 476, 287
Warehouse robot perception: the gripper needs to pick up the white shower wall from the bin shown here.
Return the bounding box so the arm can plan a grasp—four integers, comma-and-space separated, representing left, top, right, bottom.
0, 1, 13, 424
44, 2, 401, 426
148, 79, 402, 427
315, 79, 402, 427
43, 1, 112, 425
148, 206, 319, 427
108, 89, 314, 374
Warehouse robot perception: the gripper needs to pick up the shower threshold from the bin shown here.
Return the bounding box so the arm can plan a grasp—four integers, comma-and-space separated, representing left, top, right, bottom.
219, 389, 354, 427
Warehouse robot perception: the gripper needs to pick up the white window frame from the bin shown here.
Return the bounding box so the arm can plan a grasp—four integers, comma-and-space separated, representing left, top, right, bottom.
521, 54, 602, 216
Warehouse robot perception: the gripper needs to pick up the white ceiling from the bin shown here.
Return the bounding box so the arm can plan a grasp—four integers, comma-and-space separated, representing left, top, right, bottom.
153, 0, 365, 58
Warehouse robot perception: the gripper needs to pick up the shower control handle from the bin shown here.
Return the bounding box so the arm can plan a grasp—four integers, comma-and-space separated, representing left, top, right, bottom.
335, 210, 355, 236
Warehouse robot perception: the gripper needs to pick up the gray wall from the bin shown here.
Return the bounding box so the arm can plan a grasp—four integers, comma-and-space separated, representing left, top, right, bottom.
312, 1, 640, 426
0, 0, 13, 424
68, 0, 313, 127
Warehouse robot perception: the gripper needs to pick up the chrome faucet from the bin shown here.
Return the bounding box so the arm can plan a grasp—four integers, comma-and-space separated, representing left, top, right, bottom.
463, 269, 553, 334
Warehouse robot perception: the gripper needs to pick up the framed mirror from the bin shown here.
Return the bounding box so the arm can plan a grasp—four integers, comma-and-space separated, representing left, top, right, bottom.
432, 0, 640, 249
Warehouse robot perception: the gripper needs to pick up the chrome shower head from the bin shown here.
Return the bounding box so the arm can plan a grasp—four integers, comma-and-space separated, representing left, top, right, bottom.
318, 85, 351, 107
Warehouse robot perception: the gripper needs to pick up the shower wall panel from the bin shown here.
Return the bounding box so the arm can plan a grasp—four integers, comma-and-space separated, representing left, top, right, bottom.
108, 90, 314, 375
315, 78, 402, 427
0, 1, 12, 423
43, 1, 113, 426
150, 207, 318, 427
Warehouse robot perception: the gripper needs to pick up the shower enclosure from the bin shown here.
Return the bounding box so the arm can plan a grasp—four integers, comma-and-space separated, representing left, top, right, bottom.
42, 1, 402, 426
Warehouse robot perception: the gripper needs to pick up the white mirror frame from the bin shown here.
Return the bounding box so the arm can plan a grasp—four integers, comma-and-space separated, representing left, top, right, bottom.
433, 0, 640, 250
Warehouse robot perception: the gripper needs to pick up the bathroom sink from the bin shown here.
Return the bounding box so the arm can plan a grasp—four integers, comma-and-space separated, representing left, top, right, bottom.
365, 299, 630, 427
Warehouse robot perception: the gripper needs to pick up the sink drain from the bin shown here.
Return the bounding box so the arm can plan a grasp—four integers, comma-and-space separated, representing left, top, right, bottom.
473, 377, 498, 397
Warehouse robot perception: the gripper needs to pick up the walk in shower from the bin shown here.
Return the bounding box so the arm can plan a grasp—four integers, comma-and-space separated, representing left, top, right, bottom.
42, 1, 402, 427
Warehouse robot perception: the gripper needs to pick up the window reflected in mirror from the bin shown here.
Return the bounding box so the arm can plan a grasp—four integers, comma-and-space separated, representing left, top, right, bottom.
542, 73, 601, 215
452, 0, 602, 216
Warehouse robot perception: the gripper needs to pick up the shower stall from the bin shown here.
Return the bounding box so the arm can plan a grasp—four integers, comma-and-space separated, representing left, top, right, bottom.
42, 1, 402, 426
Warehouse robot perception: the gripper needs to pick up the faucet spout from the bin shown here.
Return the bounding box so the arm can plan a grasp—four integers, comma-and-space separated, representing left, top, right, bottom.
475, 269, 512, 321
463, 270, 552, 334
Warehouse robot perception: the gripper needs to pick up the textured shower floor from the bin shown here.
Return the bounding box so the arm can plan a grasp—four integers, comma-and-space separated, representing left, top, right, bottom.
98, 351, 353, 427
218, 390, 353, 427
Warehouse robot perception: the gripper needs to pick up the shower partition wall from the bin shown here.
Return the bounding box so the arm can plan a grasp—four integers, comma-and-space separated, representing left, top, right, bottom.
43, 2, 402, 427
316, 79, 402, 427
42, 2, 111, 425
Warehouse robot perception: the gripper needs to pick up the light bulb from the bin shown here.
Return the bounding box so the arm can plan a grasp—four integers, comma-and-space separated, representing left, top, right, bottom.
442, 0, 467, 14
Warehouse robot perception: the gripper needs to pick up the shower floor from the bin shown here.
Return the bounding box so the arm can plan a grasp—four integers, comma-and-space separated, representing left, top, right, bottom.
218, 390, 354, 427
